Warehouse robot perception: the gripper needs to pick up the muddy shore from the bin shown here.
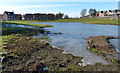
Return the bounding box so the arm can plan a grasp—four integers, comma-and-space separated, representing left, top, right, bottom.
2, 35, 84, 71
1, 35, 119, 71
1, 24, 120, 71
86, 36, 120, 65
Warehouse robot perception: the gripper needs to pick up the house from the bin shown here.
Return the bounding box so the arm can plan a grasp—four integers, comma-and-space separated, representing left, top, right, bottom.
96, 9, 120, 17
23, 14, 33, 20
0, 14, 2, 21
33, 13, 44, 20
14, 14, 22, 20
111, 10, 120, 18
105, 10, 113, 16
47, 14, 55, 20
40, 14, 48, 20
97, 11, 104, 17
2, 11, 14, 21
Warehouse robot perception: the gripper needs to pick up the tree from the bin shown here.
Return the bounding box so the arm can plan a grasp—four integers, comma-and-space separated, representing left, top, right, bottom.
56, 12, 64, 19
89, 9, 97, 17
80, 9, 87, 17
64, 15, 69, 19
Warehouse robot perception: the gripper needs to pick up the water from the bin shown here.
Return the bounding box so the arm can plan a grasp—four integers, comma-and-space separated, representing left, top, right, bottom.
33, 22, 119, 65
3, 24, 39, 29
109, 39, 119, 52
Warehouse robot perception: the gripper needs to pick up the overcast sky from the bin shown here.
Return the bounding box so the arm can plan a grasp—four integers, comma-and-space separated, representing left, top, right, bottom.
0, 0, 119, 17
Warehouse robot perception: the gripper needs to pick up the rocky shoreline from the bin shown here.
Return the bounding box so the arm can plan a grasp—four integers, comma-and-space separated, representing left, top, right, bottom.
86, 36, 120, 64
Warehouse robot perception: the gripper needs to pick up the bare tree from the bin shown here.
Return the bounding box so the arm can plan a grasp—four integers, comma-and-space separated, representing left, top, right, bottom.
80, 9, 87, 17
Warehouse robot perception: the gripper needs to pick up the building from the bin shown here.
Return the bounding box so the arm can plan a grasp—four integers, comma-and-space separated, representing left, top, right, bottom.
2, 11, 14, 21
104, 10, 113, 16
0, 14, 2, 21
96, 11, 105, 17
33, 13, 41, 20
14, 14, 22, 20
39, 14, 48, 20
96, 9, 120, 17
47, 14, 55, 20
23, 14, 33, 20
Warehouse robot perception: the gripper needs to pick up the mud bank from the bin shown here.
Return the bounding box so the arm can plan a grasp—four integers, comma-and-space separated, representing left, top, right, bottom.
1, 35, 119, 71
86, 36, 120, 65
2, 35, 84, 71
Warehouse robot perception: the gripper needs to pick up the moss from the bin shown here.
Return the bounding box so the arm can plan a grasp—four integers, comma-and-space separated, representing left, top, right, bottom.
90, 48, 103, 53
111, 59, 118, 64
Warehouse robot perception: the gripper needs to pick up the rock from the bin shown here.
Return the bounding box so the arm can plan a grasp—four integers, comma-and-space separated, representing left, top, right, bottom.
2, 56, 14, 62
35, 62, 48, 71
67, 60, 71, 63
59, 32, 62, 34
45, 42, 50, 45
78, 62, 87, 67
59, 64, 66, 67
46, 31, 51, 34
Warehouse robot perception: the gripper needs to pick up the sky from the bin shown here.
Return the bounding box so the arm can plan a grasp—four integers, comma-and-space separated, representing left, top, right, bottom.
0, 0, 119, 17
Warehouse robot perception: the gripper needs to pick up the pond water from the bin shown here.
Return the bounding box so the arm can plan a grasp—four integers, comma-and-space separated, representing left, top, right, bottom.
3, 24, 39, 29
33, 22, 119, 65
109, 39, 119, 52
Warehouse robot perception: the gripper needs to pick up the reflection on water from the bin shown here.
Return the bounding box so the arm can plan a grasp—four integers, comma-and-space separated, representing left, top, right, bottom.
3, 24, 39, 29
33, 22, 119, 65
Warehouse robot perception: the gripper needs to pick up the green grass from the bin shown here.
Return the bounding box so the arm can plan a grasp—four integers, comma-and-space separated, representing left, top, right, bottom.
2, 26, 47, 36
0, 34, 16, 50
2, 20, 54, 28
1, 17, 119, 26
50, 18, 119, 25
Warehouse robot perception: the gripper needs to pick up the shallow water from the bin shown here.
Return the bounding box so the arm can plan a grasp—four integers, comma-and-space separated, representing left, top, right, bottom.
33, 22, 119, 65
3, 24, 39, 29
109, 39, 119, 52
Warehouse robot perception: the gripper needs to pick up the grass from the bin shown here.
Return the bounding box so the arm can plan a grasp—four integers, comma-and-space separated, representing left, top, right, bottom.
50, 18, 119, 25
2, 25, 49, 36
1, 17, 119, 26
0, 25, 50, 50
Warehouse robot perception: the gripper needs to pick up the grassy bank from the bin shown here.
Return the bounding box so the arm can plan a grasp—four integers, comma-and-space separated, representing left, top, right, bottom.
2, 26, 48, 36
1, 17, 119, 26
2, 21, 54, 28
51, 18, 119, 25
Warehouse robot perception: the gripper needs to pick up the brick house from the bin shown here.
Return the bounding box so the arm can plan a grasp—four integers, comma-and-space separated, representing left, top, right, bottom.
47, 14, 55, 20
14, 14, 22, 20
33, 13, 43, 20
23, 14, 33, 20
40, 14, 48, 20
2, 11, 14, 21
